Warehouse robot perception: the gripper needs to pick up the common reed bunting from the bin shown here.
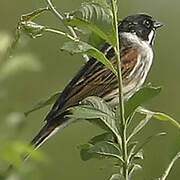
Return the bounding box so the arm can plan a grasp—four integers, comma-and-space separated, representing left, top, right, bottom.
31, 14, 163, 149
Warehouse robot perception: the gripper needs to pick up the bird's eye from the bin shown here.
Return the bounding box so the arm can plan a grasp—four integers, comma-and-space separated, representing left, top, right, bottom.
143, 20, 151, 28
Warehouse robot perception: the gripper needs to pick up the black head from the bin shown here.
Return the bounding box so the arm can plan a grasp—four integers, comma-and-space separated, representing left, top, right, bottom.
119, 14, 163, 44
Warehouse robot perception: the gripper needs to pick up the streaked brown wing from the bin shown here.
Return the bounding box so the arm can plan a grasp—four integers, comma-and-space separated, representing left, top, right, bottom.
45, 45, 138, 122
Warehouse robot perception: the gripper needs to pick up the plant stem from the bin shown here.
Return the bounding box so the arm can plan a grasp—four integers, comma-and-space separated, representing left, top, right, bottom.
45, 0, 78, 39
45, 28, 77, 41
111, 0, 128, 179
159, 152, 180, 180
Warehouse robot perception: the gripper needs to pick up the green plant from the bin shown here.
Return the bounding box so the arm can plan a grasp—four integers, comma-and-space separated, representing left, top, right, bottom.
3, 0, 180, 179
0, 12, 44, 180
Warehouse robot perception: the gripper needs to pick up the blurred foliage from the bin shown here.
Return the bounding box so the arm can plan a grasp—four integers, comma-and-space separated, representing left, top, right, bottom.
0, 110, 45, 180
0, 30, 45, 179
0, 32, 42, 82
0, 54, 41, 82
24, 92, 61, 117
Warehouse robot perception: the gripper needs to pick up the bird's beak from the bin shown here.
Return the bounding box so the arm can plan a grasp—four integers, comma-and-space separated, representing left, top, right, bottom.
153, 21, 164, 29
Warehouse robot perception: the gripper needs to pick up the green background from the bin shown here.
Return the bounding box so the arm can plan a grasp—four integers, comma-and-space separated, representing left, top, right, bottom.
1, 0, 180, 179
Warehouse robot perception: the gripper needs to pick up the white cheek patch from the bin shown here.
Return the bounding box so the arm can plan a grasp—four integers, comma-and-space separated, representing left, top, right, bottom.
148, 30, 155, 45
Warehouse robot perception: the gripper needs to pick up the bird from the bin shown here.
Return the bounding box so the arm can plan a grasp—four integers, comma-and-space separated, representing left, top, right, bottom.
30, 13, 163, 150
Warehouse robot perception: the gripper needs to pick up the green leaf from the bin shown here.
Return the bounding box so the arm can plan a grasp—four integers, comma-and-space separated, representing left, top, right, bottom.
157, 152, 180, 180
88, 0, 111, 10
67, 96, 120, 138
137, 107, 180, 129
127, 142, 137, 162
0, 54, 42, 82
0, 141, 45, 168
24, 92, 61, 116
125, 85, 162, 119
90, 132, 116, 144
78, 143, 93, 161
6, 8, 48, 58
79, 141, 123, 162
20, 8, 48, 22
21, 21, 46, 38
133, 149, 144, 160
66, 2, 116, 45
132, 132, 166, 161
88, 31, 105, 49
68, 105, 105, 119
61, 40, 117, 76
127, 113, 153, 142
110, 174, 123, 180
128, 144, 143, 163
20, 8, 48, 38
128, 163, 142, 179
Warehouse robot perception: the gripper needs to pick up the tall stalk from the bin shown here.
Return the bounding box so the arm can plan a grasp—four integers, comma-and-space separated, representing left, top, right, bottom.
45, 0, 78, 39
111, 0, 128, 179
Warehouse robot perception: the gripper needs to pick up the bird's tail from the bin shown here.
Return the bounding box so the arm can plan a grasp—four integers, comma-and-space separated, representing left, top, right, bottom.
30, 118, 73, 150
22, 118, 74, 161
